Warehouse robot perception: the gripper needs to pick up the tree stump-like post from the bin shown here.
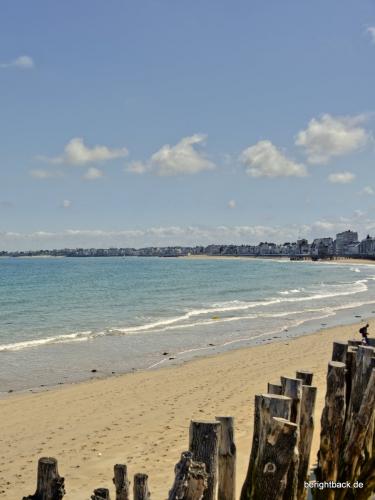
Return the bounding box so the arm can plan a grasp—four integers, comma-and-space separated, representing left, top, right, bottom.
345, 348, 356, 412
331, 341, 348, 363
23, 457, 65, 500
113, 464, 130, 500
189, 421, 221, 500
348, 339, 362, 347
280, 377, 302, 500
92, 489, 111, 500
297, 385, 317, 500
344, 346, 374, 438
133, 474, 150, 500
280, 377, 302, 423
267, 383, 282, 395
316, 361, 346, 499
296, 371, 313, 386
168, 451, 208, 500
215, 417, 236, 500
251, 417, 298, 500
240, 394, 291, 500
337, 369, 375, 495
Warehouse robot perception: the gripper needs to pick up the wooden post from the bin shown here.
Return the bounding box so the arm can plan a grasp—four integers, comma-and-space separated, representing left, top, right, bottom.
344, 346, 374, 438
23, 457, 65, 500
348, 339, 362, 347
345, 348, 356, 412
133, 474, 150, 500
297, 385, 317, 500
92, 489, 111, 500
280, 377, 302, 423
240, 394, 291, 500
267, 383, 282, 395
315, 361, 346, 499
113, 464, 130, 500
189, 421, 221, 500
168, 451, 208, 500
251, 417, 298, 500
338, 369, 375, 494
215, 416, 236, 500
331, 341, 348, 363
296, 371, 313, 386
280, 377, 302, 500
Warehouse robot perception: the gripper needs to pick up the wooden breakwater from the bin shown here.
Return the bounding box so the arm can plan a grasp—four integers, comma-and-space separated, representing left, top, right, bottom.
22, 340, 374, 500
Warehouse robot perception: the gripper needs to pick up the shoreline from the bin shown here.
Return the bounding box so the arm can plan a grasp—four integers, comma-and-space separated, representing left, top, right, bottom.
1, 318, 373, 499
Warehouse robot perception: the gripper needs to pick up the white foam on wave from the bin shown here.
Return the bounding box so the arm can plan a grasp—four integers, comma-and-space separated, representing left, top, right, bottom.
279, 288, 303, 295
0, 330, 99, 352
0, 277, 372, 352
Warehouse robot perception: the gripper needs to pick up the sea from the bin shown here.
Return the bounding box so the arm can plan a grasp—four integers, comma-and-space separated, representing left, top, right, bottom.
1, 256, 375, 393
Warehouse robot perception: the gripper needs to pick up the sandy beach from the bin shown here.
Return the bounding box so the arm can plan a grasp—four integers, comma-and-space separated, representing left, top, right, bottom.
0, 318, 371, 499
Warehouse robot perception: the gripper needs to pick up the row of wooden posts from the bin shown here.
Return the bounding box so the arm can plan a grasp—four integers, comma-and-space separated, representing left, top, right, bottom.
22, 339, 375, 500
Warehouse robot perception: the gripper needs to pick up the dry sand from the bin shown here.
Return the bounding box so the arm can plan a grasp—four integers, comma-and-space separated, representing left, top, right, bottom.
0, 319, 372, 499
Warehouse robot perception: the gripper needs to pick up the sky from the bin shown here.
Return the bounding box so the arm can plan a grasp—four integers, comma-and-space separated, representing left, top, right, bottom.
1, 0, 375, 250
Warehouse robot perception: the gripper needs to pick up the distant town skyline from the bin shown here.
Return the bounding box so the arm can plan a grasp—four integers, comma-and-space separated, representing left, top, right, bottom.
1, 1, 375, 250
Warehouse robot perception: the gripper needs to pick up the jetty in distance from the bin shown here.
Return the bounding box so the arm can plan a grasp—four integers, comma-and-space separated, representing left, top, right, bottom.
2, 230, 375, 261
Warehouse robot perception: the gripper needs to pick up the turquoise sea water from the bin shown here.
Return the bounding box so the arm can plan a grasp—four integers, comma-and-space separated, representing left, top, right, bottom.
1, 257, 375, 392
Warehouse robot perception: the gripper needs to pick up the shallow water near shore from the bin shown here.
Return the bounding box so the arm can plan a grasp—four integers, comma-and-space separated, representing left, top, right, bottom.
1, 256, 375, 393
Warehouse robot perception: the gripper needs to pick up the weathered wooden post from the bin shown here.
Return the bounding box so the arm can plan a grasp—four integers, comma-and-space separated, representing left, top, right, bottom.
133, 474, 150, 500
189, 421, 221, 500
240, 394, 291, 500
331, 341, 348, 363
315, 361, 346, 499
280, 376, 302, 500
267, 383, 282, 395
23, 457, 65, 500
280, 377, 302, 423
297, 385, 317, 500
113, 464, 130, 500
348, 339, 362, 347
296, 370, 313, 386
92, 489, 111, 500
215, 416, 236, 500
250, 417, 298, 500
345, 348, 357, 411
337, 369, 375, 497
168, 451, 208, 500
344, 345, 374, 437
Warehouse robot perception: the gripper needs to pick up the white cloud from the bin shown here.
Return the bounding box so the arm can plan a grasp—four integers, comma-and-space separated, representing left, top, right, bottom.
240, 140, 307, 178
228, 200, 236, 209
127, 161, 149, 174
0, 55, 34, 69
127, 134, 215, 176
295, 114, 370, 164
29, 169, 63, 179
62, 200, 72, 208
366, 27, 375, 44
361, 186, 375, 195
83, 167, 103, 180
41, 137, 128, 166
328, 171, 356, 184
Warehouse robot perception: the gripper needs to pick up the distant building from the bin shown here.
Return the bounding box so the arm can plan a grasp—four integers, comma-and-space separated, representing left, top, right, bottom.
359, 235, 375, 257
335, 230, 358, 255
311, 238, 335, 259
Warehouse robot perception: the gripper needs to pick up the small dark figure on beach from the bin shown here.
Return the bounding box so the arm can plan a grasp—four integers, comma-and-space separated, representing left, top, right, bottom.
359, 323, 370, 345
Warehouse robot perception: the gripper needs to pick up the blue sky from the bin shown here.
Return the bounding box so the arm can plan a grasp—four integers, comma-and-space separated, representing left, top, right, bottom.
1, 0, 375, 250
